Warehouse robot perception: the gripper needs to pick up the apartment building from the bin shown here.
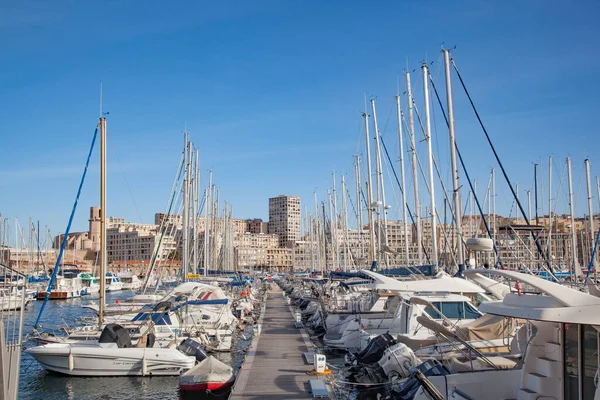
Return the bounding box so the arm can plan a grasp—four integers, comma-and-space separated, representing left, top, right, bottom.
268, 195, 301, 247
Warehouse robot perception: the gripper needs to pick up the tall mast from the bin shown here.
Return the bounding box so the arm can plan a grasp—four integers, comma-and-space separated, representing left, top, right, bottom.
327, 189, 335, 270
567, 158, 580, 277
492, 168, 496, 239
585, 159, 597, 276
354, 155, 364, 264
314, 192, 322, 272
321, 202, 328, 273
548, 156, 553, 266
213, 187, 219, 271
443, 49, 463, 268
395, 95, 410, 267
203, 170, 212, 277
182, 134, 190, 278
98, 116, 107, 331
527, 190, 532, 222
421, 62, 438, 266
341, 175, 350, 272
516, 184, 520, 221
534, 163, 539, 225
406, 72, 423, 264
332, 173, 339, 270
192, 148, 199, 274
371, 99, 388, 265
363, 112, 376, 262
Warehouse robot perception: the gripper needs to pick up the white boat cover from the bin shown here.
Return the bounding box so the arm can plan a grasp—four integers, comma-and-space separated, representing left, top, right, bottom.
180, 355, 233, 384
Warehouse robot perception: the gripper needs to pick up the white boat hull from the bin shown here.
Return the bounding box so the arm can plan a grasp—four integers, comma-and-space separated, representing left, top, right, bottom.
25, 343, 195, 376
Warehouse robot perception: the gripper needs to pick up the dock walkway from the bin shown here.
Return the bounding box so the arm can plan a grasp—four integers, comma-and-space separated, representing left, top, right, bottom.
230, 286, 315, 400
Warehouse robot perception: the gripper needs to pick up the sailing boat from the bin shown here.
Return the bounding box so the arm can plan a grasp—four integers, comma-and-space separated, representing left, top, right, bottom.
26, 116, 195, 376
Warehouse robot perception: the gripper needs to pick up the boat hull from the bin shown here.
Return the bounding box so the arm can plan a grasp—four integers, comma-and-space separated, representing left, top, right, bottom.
37, 290, 82, 300
25, 343, 195, 376
179, 380, 234, 392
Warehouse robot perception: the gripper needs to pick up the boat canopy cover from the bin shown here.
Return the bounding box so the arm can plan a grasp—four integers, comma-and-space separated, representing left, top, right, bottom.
99, 324, 132, 348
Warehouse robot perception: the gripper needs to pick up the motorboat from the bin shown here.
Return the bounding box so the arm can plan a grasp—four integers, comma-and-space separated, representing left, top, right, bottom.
79, 273, 99, 295
119, 274, 142, 291
37, 272, 84, 300
411, 269, 600, 400
105, 273, 123, 292
0, 287, 30, 311
25, 323, 195, 376
180, 355, 235, 392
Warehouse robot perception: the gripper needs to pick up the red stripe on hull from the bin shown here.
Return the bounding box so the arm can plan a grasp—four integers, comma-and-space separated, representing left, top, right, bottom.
180, 380, 234, 392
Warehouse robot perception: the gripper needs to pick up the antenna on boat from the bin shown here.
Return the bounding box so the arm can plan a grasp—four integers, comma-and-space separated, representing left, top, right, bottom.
100, 83, 103, 118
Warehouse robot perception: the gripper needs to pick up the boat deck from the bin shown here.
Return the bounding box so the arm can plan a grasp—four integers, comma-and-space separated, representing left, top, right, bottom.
230, 286, 319, 400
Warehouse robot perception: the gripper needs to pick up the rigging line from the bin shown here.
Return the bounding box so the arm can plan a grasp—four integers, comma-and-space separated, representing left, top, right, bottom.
35, 126, 99, 329
451, 57, 553, 277
378, 134, 431, 264
584, 227, 600, 283
115, 154, 143, 224
574, 163, 585, 215
142, 154, 185, 293
428, 72, 505, 270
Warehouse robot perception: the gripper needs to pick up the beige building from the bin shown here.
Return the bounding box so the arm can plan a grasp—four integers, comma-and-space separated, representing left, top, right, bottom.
268, 195, 301, 247
234, 233, 292, 270
106, 222, 177, 263
247, 218, 268, 234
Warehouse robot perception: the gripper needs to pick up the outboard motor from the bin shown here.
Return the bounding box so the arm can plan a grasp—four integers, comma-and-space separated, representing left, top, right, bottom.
177, 338, 208, 362
349, 333, 397, 365
378, 343, 420, 381
99, 324, 132, 348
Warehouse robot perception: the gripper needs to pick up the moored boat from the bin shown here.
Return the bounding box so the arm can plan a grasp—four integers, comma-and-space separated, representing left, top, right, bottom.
179, 355, 235, 392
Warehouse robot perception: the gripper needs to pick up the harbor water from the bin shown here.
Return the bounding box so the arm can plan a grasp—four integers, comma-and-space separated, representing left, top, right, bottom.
18, 291, 251, 400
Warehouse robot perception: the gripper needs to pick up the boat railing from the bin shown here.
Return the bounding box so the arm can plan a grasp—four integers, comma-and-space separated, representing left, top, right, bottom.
0, 281, 27, 399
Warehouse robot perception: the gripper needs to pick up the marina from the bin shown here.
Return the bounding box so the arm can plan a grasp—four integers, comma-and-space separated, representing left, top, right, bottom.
2, 2, 600, 400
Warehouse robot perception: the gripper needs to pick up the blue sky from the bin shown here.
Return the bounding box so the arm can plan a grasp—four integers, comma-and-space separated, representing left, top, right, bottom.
1, 0, 599, 241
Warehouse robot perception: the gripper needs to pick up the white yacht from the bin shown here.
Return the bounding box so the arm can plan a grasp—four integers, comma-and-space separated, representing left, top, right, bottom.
119, 274, 142, 291
105, 273, 123, 292
412, 269, 600, 400
37, 271, 84, 300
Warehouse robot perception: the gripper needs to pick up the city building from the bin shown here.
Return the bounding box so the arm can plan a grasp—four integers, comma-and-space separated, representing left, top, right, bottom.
268, 195, 301, 247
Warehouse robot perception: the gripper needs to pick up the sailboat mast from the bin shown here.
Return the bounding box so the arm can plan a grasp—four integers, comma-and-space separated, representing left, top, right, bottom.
548, 156, 553, 266
396, 95, 410, 268
354, 155, 364, 264
341, 175, 350, 272
585, 159, 597, 276
98, 116, 106, 331
421, 62, 438, 266
371, 99, 388, 265
314, 192, 322, 272
203, 170, 212, 277
567, 158, 580, 277
363, 112, 376, 262
327, 189, 335, 270
443, 49, 464, 268
192, 148, 199, 274
182, 134, 190, 278
331, 174, 339, 270
406, 72, 423, 265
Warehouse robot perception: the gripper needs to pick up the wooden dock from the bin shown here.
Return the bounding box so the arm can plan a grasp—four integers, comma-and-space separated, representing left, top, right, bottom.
230, 286, 319, 400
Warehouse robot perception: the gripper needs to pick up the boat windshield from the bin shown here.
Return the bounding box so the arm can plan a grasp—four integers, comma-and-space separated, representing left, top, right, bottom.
424, 301, 482, 320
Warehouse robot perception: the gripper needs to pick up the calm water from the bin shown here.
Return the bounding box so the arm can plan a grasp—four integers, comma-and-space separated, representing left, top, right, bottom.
18, 291, 251, 400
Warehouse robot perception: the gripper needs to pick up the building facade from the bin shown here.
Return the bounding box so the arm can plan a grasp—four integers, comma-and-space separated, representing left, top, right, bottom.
268, 195, 301, 247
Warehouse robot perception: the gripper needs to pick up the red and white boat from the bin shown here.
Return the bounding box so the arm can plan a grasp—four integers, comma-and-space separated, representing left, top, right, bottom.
179, 356, 235, 392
